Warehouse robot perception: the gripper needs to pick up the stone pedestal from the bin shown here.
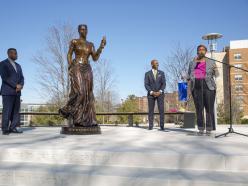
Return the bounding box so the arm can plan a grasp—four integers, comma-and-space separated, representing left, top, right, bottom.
61, 125, 101, 135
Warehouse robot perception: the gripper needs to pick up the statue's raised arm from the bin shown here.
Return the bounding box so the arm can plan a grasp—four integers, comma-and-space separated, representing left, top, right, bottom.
91, 36, 106, 61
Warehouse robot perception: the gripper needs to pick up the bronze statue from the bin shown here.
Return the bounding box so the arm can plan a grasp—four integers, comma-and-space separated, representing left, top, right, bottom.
59, 24, 106, 128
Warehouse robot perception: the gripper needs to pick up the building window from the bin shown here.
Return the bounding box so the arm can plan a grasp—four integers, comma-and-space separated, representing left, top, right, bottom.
235, 74, 243, 81
235, 85, 243, 92
234, 53, 242, 60
234, 64, 243, 71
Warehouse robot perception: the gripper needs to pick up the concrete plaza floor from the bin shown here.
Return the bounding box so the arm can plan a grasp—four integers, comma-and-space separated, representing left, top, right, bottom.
0, 125, 248, 186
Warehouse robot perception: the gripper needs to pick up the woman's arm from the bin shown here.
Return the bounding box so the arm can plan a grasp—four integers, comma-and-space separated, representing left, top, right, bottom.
213, 63, 219, 77
91, 43, 103, 61
67, 40, 75, 66
91, 37, 106, 62
186, 61, 192, 81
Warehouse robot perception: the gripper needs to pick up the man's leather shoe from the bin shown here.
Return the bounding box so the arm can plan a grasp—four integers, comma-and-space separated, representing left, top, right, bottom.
2, 131, 10, 135
10, 128, 23, 134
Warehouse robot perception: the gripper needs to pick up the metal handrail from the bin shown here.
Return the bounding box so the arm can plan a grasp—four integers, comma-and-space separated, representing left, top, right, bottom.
0, 111, 194, 116
0, 111, 195, 127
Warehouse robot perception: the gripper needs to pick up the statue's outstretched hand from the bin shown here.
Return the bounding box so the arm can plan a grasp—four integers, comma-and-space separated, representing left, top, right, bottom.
100, 36, 106, 48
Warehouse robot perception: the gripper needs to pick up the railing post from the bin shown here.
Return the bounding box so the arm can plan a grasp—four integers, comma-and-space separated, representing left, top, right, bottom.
128, 114, 133, 127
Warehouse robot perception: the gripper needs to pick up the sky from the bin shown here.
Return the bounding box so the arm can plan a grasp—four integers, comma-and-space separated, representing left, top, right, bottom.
0, 0, 247, 103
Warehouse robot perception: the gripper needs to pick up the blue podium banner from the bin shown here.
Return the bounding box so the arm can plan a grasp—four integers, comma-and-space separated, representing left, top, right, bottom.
178, 82, 188, 102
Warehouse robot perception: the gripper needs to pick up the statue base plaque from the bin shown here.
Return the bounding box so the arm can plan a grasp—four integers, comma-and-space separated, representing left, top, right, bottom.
61, 126, 101, 135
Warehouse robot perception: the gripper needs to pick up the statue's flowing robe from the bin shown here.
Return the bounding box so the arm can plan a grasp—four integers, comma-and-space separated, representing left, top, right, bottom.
59, 62, 97, 126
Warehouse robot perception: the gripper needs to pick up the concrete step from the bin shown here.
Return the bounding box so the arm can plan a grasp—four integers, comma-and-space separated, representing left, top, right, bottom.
1, 147, 248, 172
1, 127, 248, 185
0, 162, 248, 186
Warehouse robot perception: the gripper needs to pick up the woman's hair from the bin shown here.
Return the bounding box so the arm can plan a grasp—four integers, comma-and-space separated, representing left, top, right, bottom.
78, 24, 87, 31
197, 44, 207, 52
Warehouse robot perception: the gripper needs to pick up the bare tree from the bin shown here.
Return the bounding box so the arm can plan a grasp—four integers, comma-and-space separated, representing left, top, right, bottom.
163, 43, 195, 111
33, 23, 76, 107
93, 59, 117, 112
163, 43, 194, 91
92, 59, 118, 123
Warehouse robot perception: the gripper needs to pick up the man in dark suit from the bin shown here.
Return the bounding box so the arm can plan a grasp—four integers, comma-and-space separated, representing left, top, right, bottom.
0, 48, 24, 135
144, 59, 166, 130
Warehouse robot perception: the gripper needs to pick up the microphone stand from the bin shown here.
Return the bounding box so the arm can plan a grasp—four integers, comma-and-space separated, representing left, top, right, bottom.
205, 56, 248, 138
